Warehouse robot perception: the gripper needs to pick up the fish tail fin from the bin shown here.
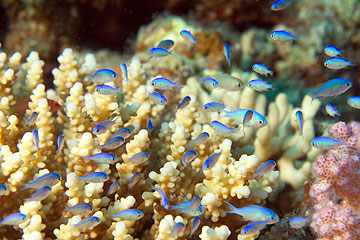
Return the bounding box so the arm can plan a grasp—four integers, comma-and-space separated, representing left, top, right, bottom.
20, 184, 29, 191
269, 71, 274, 76
308, 92, 317, 104
350, 60, 357, 66
175, 81, 183, 88
224, 201, 236, 213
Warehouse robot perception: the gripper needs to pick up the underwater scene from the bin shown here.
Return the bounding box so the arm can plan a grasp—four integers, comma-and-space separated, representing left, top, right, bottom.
0, 0, 359, 239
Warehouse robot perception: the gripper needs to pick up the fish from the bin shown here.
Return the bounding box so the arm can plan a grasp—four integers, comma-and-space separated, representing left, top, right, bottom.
0, 213, 28, 227
75, 216, 100, 229
182, 150, 197, 166
152, 187, 170, 209
223, 109, 268, 128
10, 97, 61, 116
270, 30, 296, 41
128, 172, 140, 189
90, 69, 116, 83
324, 45, 342, 57
252, 63, 273, 77
324, 57, 356, 70
180, 204, 205, 217
147, 118, 153, 132
213, 74, 243, 91
295, 110, 304, 137
128, 152, 149, 164
180, 30, 197, 47
247, 79, 274, 91
325, 104, 341, 117
25, 111, 38, 126
32, 129, 39, 150
224, 44, 231, 67
289, 216, 309, 229
111, 209, 144, 221
21, 172, 61, 190
309, 78, 352, 102
241, 221, 269, 235
190, 216, 200, 237
186, 132, 210, 149
148, 48, 172, 58
100, 136, 125, 151
150, 77, 182, 90
147, 91, 167, 105
171, 222, 186, 236
157, 39, 175, 51
253, 160, 276, 179
177, 96, 191, 110
92, 120, 116, 135
0, 185, 7, 196
95, 85, 121, 95
64, 203, 93, 215
203, 102, 226, 112
203, 151, 222, 170
120, 63, 128, 85
311, 136, 344, 150
84, 153, 117, 164
224, 202, 279, 224
79, 172, 109, 183
201, 77, 218, 90
210, 121, 236, 136
111, 127, 132, 139
107, 181, 120, 195
347, 96, 360, 109
57, 135, 65, 152
270, 0, 296, 11
27, 186, 52, 201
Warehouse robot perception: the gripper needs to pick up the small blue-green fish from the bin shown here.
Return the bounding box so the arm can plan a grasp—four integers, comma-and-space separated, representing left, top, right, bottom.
224, 202, 279, 224
223, 109, 268, 128
120, 63, 128, 85
27, 186, 52, 201
32, 129, 39, 150
309, 78, 352, 102
107, 181, 120, 195
92, 120, 116, 135
0, 185, 7, 196
347, 96, 360, 109
295, 110, 304, 137
224, 44, 231, 67
152, 187, 170, 209
201, 77, 218, 90
128, 172, 140, 189
148, 48, 172, 58
90, 69, 116, 83
252, 63, 273, 77
84, 153, 117, 164
128, 152, 149, 164
100, 136, 125, 151
171, 222, 186, 236
241, 221, 268, 235
57, 135, 65, 152
182, 150, 197, 166
247, 79, 274, 91
111, 127, 131, 139
112, 209, 144, 221
177, 96, 191, 110
289, 216, 309, 229
147, 118, 153, 132
21, 172, 61, 190
180, 30, 197, 47
190, 216, 200, 237
186, 132, 210, 149
311, 136, 344, 150
150, 77, 182, 90
147, 91, 167, 105
324, 57, 356, 70
253, 160, 276, 179
203, 102, 226, 112
79, 172, 109, 183
157, 39, 175, 51
203, 151, 222, 170
210, 121, 236, 136
0, 213, 28, 227
75, 216, 100, 229
324, 45, 342, 57
270, 30, 296, 41
25, 111, 38, 126
95, 85, 121, 95
180, 204, 205, 217
325, 104, 341, 117
271, 0, 296, 11
213, 74, 243, 91
64, 203, 93, 216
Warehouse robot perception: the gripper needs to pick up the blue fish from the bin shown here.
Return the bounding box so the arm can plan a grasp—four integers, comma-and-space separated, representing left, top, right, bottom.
171, 222, 186, 236
111, 127, 131, 139
253, 160, 276, 179
325, 104, 341, 117
79, 172, 109, 183
27, 186, 52, 201
271, 0, 296, 11
247, 79, 274, 92
25, 111, 38, 126
252, 63, 273, 77
92, 120, 116, 135
224, 44, 231, 67
241, 221, 268, 235
148, 48, 172, 58
186, 132, 210, 149
213, 74, 243, 90
95, 85, 121, 95
0, 185, 6, 196
128, 172, 140, 189
32, 129, 39, 150
147, 91, 167, 105
152, 187, 170, 209
203, 151, 222, 170
120, 63, 128, 85
22, 172, 61, 190
201, 77, 218, 90
190, 216, 200, 237
75, 216, 100, 229
203, 102, 225, 112
107, 181, 120, 195
289, 216, 309, 229
100, 136, 125, 151
295, 110, 304, 137
311, 136, 344, 150
324, 57, 356, 70
0, 213, 28, 226
324, 45, 342, 57
180, 204, 205, 217
128, 152, 149, 164
111, 209, 144, 221
182, 150, 197, 166
223, 109, 268, 128
270, 30, 296, 41
347, 96, 360, 109
180, 30, 197, 47
177, 96, 191, 110
150, 77, 182, 90
157, 39, 175, 51
65, 203, 93, 215
57, 135, 65, 152
210, 121, 236, 136
309, 78, 352, 102
147, 118, 153, 132
90, 69, 116, 83
84, 153, 117, 164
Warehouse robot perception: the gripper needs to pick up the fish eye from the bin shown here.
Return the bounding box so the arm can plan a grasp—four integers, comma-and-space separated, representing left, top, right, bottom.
204, 106, 208, 109
311, 142, 315, 146
252, 66, 255, 69
346, 82, 350, 87
259, 120, 263, 124
151, 82, 155, 86
238, 83, 242, 87
57, 176, 61, 180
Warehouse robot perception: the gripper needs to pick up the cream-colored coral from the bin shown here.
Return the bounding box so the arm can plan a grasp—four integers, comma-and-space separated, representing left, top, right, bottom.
199, 225, 231, 240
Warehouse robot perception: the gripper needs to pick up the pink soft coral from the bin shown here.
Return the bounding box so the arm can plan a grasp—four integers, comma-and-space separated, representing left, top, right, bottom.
310, 121, 360, 240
